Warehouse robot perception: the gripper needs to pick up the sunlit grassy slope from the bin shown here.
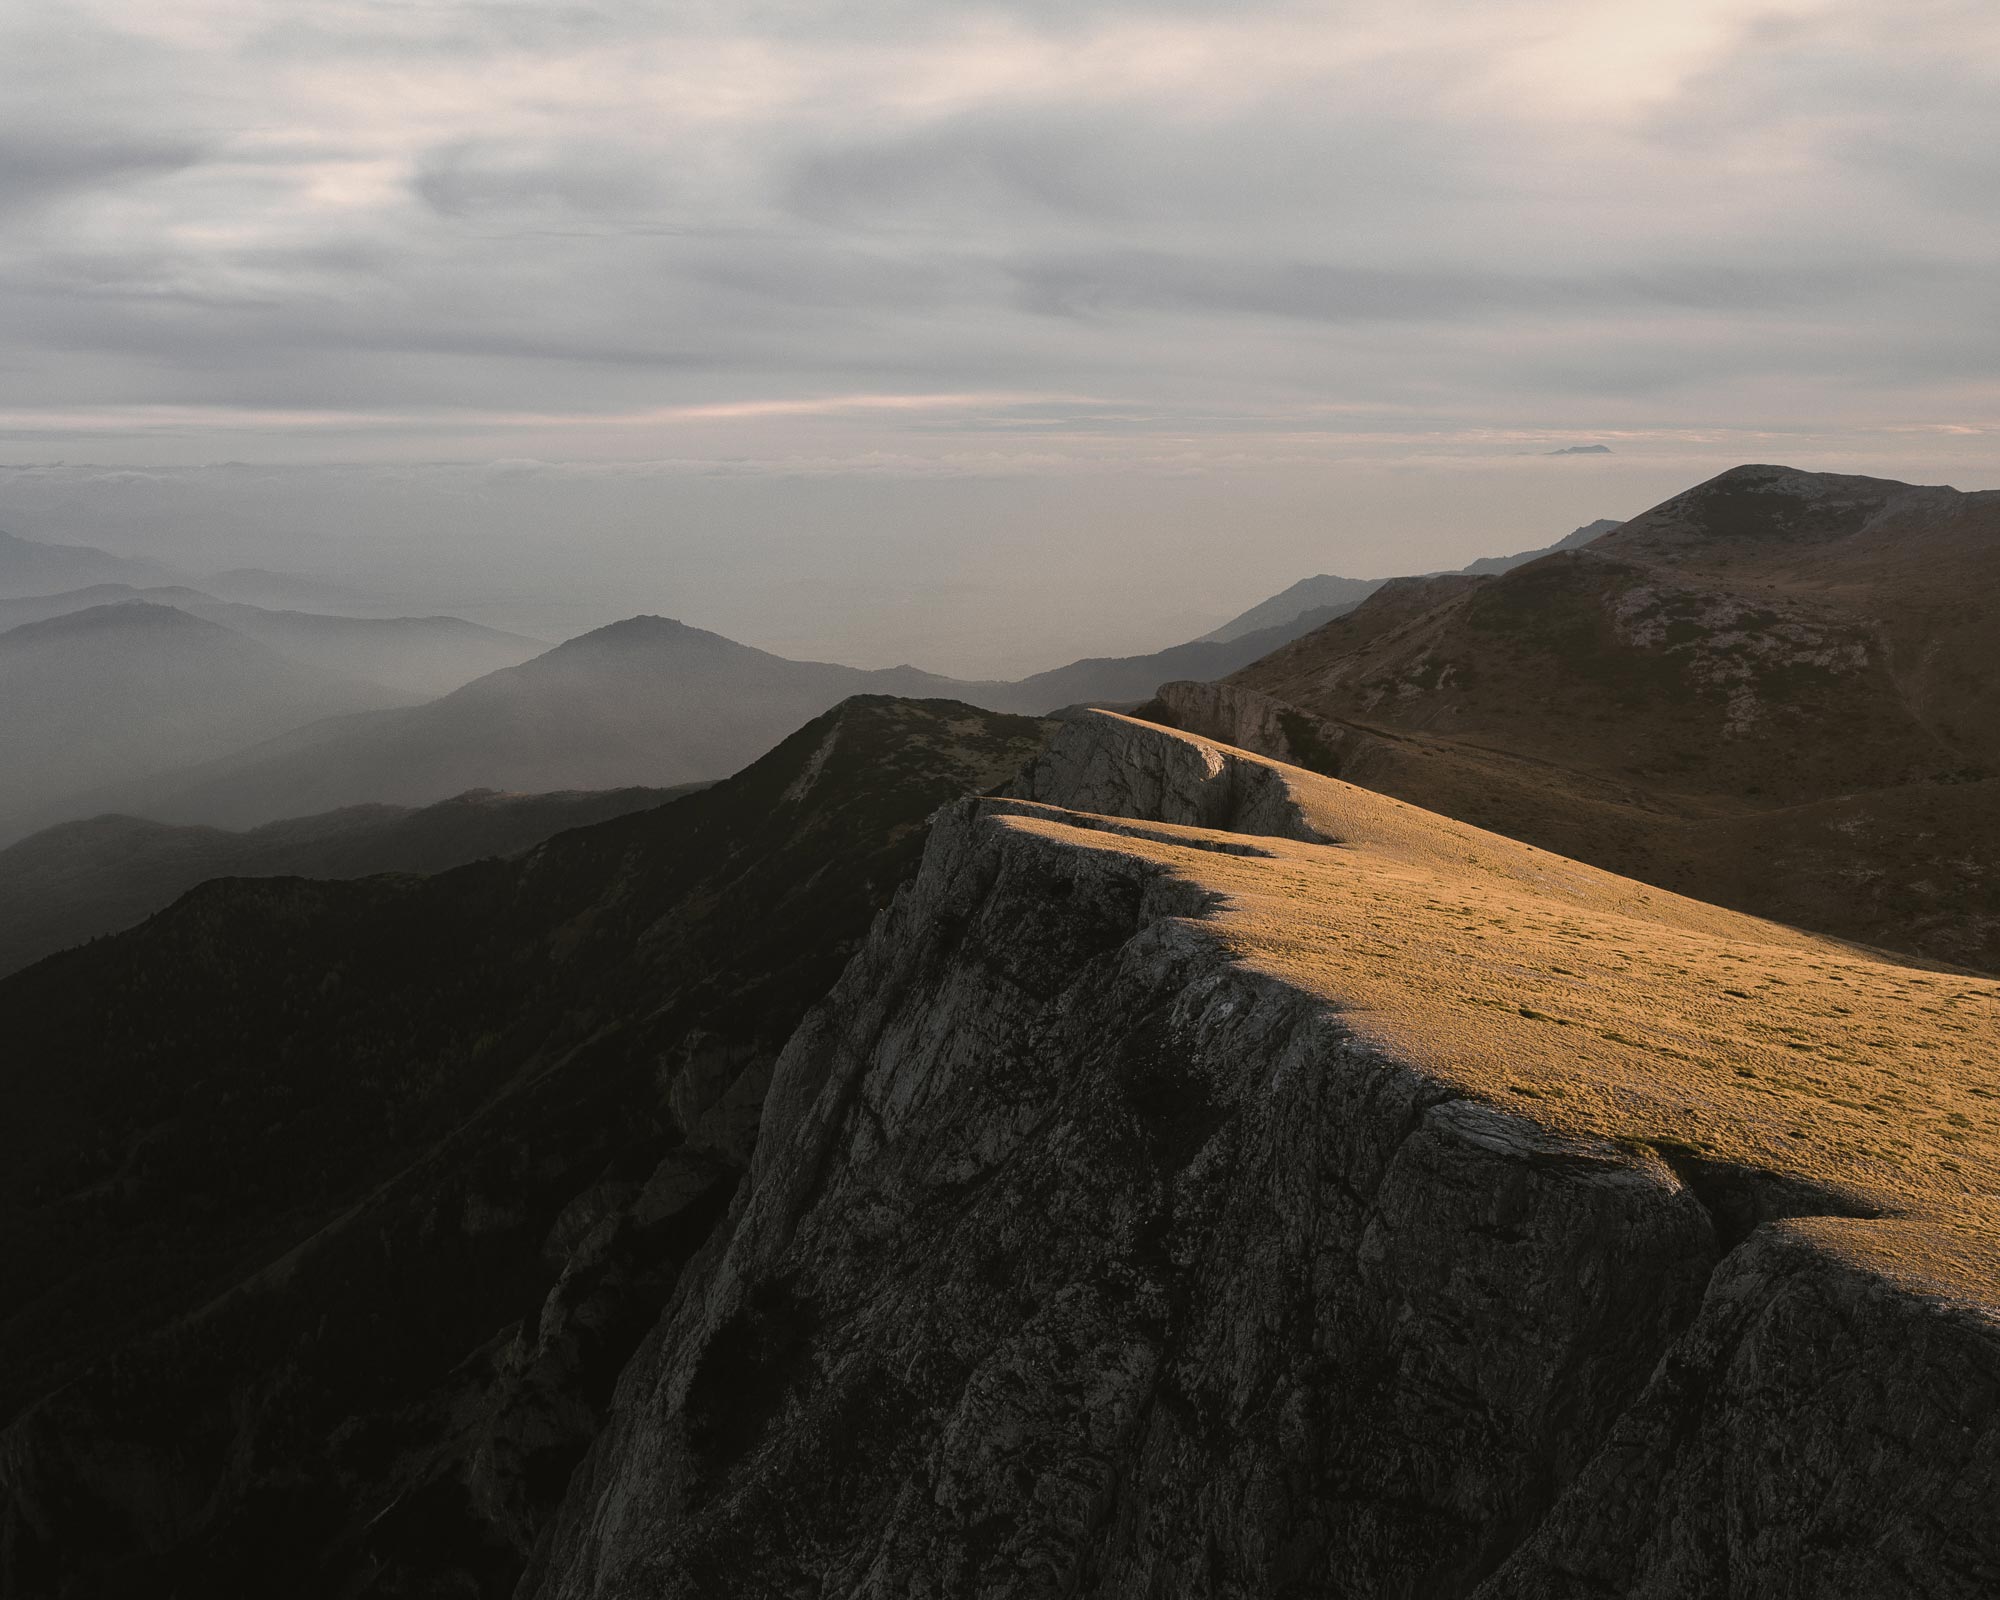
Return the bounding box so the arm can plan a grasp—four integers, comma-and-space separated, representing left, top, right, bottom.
1006, 713, 2000, 1305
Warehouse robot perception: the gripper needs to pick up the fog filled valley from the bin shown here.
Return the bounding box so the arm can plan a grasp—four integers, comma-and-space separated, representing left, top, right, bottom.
1, 464, 1997, 1598
0, 512, 1601, 970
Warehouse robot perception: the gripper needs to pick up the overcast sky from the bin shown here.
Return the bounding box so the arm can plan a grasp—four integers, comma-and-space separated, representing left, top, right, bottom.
1, 0, 1995, 673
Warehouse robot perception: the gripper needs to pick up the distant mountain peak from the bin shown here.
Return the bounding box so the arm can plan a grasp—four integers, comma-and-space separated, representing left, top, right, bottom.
2, 600, 214, 644
580, 612, 692, 634
1598, 464, 1963, 560
540, 613, 767, 664
1457, 518, 1622, 574
1198, 574, 1386, 644
0, 529, 184, 598
1697, 462, 1946, 497
1201, 518, 1630, 645
565, 613, 703, 643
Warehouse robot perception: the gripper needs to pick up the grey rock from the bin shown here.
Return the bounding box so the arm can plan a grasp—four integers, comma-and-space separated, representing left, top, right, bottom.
525, 712, 2000, 1599
1478, 1225, 2000, 1600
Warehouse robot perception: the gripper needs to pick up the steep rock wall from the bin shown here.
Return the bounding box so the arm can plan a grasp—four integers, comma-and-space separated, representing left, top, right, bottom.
1481, 1220, 2000, 1597
1147, 678, 1310, 767
527, 714, 2000, 1599
1006, 702, 1325, 839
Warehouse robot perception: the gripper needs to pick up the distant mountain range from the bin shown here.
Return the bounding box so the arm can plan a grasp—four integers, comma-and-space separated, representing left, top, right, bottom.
987, 608, 1355, 711
0, 583, 547, 698
0, 528, 385, 614
1457, 517, 1621, 574
77, 608, 1436, 831
0, 783, 694, 977
196, 565, 387, 614
1157, 466, 2000, 971
0, 529, 182, 595
17, 476, 1987, 971
1198, 519, 1622, 642
0, 604, 409, 840
22, 518, 1620, 835
0, 513, 1612, 965
87, 616, 990, 829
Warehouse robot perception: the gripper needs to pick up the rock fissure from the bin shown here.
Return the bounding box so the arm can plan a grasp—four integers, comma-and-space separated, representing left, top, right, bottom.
1649, 1142, 1885, 1256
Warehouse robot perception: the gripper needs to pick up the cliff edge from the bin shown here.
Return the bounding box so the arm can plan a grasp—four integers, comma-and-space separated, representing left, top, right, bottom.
528, 710, 2000, 1598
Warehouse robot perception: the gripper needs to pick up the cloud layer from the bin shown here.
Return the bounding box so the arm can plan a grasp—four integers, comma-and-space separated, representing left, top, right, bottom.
1, 0, 1995, 462
1, 2, 1995, 675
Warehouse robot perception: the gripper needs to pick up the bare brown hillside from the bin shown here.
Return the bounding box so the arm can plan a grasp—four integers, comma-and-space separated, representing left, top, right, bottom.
1155, 465, 2000, 971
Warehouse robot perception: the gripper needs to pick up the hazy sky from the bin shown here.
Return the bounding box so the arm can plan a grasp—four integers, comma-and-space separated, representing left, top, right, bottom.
1, 1, 1995, 674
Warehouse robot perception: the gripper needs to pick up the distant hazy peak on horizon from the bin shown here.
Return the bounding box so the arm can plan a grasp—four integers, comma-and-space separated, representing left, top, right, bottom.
1200, 515, 1624, 645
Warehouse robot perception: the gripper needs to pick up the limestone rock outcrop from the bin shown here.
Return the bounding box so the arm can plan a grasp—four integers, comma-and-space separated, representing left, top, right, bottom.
527, 711, 2000, 1598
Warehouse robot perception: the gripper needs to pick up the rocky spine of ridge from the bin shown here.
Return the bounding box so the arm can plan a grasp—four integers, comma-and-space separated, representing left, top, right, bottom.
527, 711, 1999, 1599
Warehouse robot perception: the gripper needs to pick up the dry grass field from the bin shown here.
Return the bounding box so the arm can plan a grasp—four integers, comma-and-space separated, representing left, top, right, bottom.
1007, 714, 2000, 1306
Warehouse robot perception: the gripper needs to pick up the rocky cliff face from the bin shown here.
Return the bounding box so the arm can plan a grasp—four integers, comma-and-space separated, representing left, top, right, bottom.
527, 711, 2000, 1598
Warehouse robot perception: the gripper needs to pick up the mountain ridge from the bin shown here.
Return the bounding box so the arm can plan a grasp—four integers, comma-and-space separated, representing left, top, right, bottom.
1151, 463, 2000, 971
59, 513, 1612, 837
0, 528, 182, 595
1198, 517, 1624, 643
523, 708, 2000, 1599
0, 602, 410, 842
0, 583, 549, 697
0, 783, 696, 976
0, 528, 382, 614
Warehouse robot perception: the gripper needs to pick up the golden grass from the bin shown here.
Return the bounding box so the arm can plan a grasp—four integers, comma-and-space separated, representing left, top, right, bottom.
1002, 714, 2000, 1307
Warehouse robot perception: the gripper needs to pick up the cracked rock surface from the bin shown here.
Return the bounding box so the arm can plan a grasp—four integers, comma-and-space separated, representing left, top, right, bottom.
529, 711, 2000, 1600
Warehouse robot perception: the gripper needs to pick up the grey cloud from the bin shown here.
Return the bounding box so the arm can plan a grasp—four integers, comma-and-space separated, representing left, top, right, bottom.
1004, 251, 1924, 326
0, 0, 1996, 476
782, 99, 1482, 238
1645, 1, 2000, 212
0, 134, 204, 217
1009, 253, 1513, 322
787, 114, 1132, 226
1842, 134, 2000, 217
411, 141, 672, 220
242, 2, 645, 63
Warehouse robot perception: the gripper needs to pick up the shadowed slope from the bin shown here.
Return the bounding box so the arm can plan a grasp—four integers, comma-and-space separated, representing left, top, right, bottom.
0, 784, 694, 976
1157, 465, 2000, 970
1234, 465, 1998, 795
0, 696, 1052, 1598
